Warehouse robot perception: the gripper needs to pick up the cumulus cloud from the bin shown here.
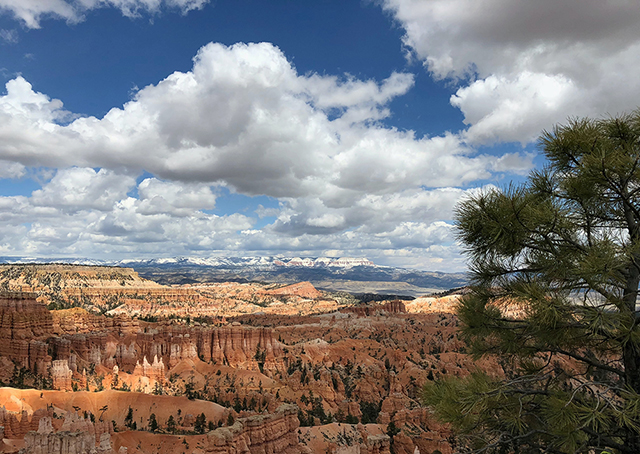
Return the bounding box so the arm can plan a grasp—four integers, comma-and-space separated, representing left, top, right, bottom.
0, 176, 252, 259
0, 181, 473, 270
0, 42, 523, 200
0, 160, 25, 178
382, 0, 640, 144
137, 178, 218, 216
0, 41, 531, 269
30, 167, 136, 212
0, 0, 209, 28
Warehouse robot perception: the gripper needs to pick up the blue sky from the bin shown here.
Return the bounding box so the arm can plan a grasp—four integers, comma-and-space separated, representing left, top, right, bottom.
0, 0, 639, 271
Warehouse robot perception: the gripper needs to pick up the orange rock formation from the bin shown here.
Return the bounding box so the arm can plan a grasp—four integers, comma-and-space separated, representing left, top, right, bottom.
340, 300, 406, 316
206, 404, 300, 454
264, 282, 322, 299
0, 268, 490, 454
22, 412, 116, 454
0, 292, 54, 377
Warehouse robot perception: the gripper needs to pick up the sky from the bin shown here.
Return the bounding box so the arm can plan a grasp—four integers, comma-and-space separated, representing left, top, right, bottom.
0, 0, 639, 272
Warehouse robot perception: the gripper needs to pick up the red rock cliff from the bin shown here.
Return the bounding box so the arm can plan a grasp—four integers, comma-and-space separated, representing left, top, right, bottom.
200, 326, 283, 370
206, 404, 300, 454
340, 300, 407, 317
0, 292, 53, 376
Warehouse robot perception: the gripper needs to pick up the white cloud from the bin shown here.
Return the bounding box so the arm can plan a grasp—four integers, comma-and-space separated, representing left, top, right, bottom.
2, 2, 638, 270
0, 160, 25, 178
0, 77, 70, 124
306, 213, 345, 229
0, 0, 208, 28
137, 178, 218, 216
304, 71, 415, 111
0, 180, 471, 270
0, 187, 253, 259
30, 167, 136, 212
231, 216, 466, 271
0, 0, 76, 29
382, 0, 640, 144
0, 42, 531, 269
0, 42, 522, 199
451, 72, 581, 144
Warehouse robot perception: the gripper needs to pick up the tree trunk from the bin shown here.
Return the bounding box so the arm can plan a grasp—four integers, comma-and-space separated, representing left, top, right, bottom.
622, 266, 640, 451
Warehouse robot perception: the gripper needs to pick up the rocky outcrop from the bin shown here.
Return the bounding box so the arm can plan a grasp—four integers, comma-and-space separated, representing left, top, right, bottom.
340, 300, 406, 317
201, 326, 283, 370
0, 272, 478, 454
21, 413, 115, 454
0, 292, 54, 376
0, 407, 50, 439
0, 292, 54, 338
131, 355, 165, 381
298, 423, 391, 454
363, 435, 391, 454
0, 319, 287, 393
405, 295, 459, 314
206, 404, 300, 454
51, 360, 73, 391
70, 323, 283, 374
381, 300, 406, 314
0, 301, 286, 387
0, 265, 160, 293
22, 430, 96, 454
264, 282, 322, 299
51, 309, 139, 337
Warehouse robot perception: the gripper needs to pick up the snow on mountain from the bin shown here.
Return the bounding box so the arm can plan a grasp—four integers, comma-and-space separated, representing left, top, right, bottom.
327, 257, 375, 267
272, 257, 375, 268
0, 255, 378, 269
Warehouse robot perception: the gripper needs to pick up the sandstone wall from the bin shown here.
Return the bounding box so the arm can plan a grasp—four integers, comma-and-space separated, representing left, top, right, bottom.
206, 404, 300, 454
201, 326, 283, 370
0, 290, 287, 391
0, 407, 50, 439
21, 413, 115, 454
0, 293, 54, 377
64, 323, 284, 374
340, 300, 406, 317
264, 282, 322, 299
52, 309, 138, 336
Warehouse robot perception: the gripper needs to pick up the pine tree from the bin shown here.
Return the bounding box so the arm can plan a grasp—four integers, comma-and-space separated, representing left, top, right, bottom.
124, 406, 134, 430
148, 413, 158, 433
424, 112, 640, 453
166, 415, 177, 434
194, 413, 207, 434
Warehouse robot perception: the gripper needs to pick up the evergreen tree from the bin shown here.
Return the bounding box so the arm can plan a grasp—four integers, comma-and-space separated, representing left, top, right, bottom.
194, 413, 207, 434
124, 406, 134, 430
424, 113, 640, 453
166, 415, 177, 434
148, 413, 158, 433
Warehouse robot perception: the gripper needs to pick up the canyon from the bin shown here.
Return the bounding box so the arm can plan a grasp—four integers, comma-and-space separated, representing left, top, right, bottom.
0, 265, 350, 318
0, 264, 487, 454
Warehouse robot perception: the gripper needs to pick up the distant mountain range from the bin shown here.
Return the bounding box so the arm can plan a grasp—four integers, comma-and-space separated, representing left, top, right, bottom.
115, 256, 377, 269
0, 256, 467, 296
